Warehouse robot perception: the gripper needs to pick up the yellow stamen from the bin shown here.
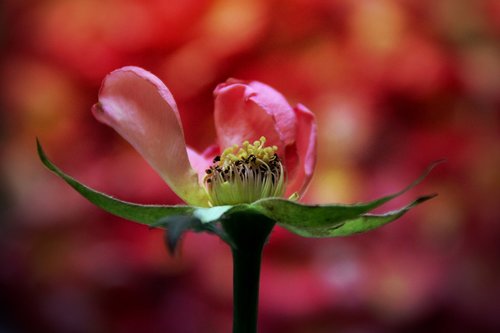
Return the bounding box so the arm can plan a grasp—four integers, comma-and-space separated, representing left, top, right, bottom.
203, 136, 284, 206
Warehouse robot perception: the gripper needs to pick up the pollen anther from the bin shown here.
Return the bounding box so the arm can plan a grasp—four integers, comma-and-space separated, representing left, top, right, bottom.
203, 136, 285, 206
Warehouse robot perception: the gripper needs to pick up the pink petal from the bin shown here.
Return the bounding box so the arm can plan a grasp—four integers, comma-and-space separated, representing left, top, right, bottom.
213, 79, 297, 154
186, 147, 213, 185
284, 104, 317, 198
92, 66, 209, 206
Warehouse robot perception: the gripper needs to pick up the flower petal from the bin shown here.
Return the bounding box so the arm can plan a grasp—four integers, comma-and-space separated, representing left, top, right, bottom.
92, 66, 209, 206
186, 147, 213, 186
284, 104, 317, 198
213, 79, 296, 154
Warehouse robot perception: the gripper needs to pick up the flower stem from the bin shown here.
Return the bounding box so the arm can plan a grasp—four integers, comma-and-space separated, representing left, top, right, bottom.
222, 211, 275, 333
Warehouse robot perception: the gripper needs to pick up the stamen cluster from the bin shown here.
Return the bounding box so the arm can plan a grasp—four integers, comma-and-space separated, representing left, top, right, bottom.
204, 137, 285, 206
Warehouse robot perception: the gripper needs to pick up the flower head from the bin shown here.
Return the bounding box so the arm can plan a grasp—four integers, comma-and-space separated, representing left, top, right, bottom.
38, 66, 439, 333
92, 66, 317, 207
38, 66, 438, 248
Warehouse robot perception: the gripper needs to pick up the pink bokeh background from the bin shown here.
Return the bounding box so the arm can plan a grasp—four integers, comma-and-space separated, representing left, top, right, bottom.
1, 0, 500, 332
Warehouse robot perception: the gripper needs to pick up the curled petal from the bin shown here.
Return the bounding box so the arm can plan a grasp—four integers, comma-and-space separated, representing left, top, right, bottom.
92, 66, 208, 206
285, 104, 317, 198
213, 79, 296, 154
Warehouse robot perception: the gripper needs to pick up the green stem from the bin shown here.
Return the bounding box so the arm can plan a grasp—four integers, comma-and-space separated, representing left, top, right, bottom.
222, 211, 275, 333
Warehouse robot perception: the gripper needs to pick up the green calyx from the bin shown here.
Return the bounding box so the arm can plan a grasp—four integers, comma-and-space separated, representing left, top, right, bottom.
37, 139, 441, 252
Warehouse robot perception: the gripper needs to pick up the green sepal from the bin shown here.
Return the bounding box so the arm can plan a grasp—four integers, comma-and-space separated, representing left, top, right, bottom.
250, 161, 442, 237
38, 139, 214, 225
38, 139, 440, 240
158, 215, 202, 254
272, 194, 436, 237
150, 215, 230, 254
38, 139, 239, 250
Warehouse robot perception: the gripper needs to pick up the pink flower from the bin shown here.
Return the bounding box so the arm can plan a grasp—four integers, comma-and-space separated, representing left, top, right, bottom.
92, 66, 316, 207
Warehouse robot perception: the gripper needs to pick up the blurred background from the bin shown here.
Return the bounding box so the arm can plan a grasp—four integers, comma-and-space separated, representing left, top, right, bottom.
1, 0, 500, 332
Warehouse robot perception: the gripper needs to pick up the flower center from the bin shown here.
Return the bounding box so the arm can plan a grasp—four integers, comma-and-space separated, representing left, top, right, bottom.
203, 136, 285, 206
